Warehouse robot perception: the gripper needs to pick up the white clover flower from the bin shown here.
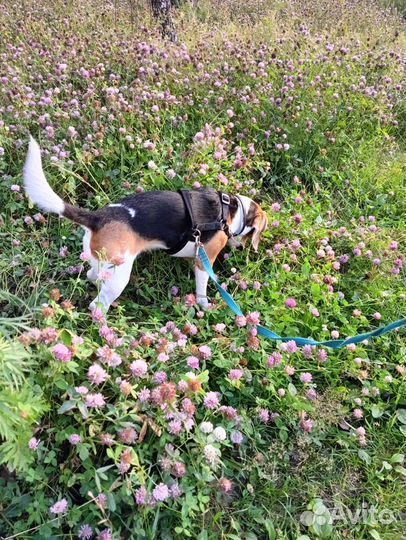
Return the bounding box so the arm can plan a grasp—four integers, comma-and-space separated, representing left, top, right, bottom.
213, 426, 227, 442
204, 444, 221, 466
148, 160, 157, 170
200, 422, 214, 434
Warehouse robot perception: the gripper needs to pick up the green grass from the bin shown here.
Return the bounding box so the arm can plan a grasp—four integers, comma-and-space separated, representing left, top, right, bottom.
0, 0, 405, 539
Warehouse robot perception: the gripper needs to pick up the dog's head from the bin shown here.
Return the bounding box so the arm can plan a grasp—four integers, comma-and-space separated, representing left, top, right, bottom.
236, 196, 268, 252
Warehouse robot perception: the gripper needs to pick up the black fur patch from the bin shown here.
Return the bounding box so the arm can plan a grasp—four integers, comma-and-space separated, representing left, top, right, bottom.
86, 189, 238, 250
63, 204, 97, 229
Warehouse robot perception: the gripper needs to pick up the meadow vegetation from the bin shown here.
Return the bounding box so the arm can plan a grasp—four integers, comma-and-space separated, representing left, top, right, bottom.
0, 0, 405, 539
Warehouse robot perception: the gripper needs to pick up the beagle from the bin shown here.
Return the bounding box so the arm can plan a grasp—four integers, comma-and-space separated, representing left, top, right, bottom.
23, 137, 268, 311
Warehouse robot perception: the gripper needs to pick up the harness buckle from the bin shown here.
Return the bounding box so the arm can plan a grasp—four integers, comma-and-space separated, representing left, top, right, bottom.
221, 193, 230, 205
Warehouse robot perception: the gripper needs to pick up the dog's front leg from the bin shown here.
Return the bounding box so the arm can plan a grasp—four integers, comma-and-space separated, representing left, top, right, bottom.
89, 254, 136, 312
195, 265, 210, 310
194, 233, 228, 310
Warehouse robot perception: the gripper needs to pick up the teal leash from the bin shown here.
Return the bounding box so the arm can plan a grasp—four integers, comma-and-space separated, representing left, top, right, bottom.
198, 246, 405, 349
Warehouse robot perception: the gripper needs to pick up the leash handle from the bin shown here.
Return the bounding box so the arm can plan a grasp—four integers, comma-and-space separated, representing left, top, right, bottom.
198, 246, 405, 349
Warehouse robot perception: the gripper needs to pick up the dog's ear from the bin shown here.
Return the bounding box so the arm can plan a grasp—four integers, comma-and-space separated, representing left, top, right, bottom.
251, 207, 268, 252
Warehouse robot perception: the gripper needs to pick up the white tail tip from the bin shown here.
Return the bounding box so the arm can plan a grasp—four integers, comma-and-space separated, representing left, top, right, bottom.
23, 136, 65, 215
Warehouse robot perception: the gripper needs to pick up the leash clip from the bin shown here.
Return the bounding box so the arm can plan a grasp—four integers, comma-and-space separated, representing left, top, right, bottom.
192, 229, 202, 260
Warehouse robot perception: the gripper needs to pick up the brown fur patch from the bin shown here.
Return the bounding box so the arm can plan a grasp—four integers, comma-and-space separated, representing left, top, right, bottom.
90, 221, 165, 260
241, 202, 268, 252
196, 231, 228, 270
251, 205, 268, 252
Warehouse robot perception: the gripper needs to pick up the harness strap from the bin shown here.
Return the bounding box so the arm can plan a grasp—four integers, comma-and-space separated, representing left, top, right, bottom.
233, 195, 247, 237
167, 190, 233, 256
197, 222, 225, 232
219, 192, 231, 236
179, 189, 232, 237
179, 189, 197, 231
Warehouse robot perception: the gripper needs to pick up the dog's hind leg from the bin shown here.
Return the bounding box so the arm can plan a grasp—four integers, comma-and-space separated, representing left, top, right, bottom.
89, 252, 136, 312
82, 229, 99, 282
86, 257, 99, 283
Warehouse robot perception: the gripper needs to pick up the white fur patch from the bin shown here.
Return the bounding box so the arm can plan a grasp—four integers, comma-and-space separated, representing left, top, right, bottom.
23, 136, 65, 215
195, 266, 210, 309
231, 195, 253, 236
170, 241, 196, 258
82, 229, 98, 281
108, 203, 136, 218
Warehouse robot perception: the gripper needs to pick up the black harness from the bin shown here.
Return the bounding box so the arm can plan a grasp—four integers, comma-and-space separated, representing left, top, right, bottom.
166, 190, 233, 255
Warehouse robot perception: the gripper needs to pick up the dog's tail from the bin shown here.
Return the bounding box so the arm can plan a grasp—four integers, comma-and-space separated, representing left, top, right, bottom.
23, 136, 96, 229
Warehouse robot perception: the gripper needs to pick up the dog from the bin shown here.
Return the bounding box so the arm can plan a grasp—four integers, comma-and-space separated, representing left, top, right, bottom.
23, 137, 268, 311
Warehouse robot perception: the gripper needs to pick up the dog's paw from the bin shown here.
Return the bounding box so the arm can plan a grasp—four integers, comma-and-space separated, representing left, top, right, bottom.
89, 299, 98, 312
89, 298, 108, 312
197, 296, 210, 310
